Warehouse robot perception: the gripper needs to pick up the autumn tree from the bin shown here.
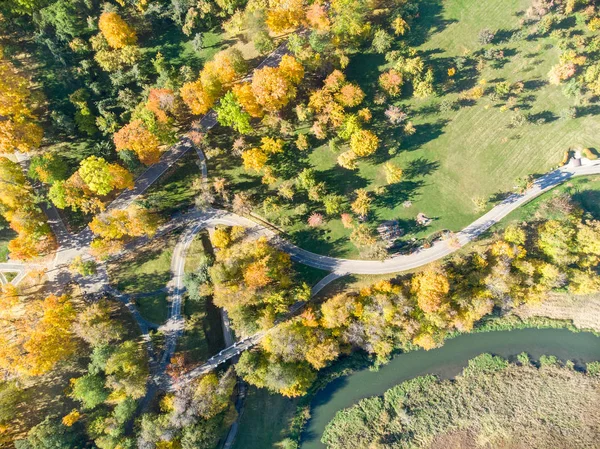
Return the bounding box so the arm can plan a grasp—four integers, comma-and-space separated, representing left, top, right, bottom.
379, 69, 404, 96
241, 147, 268, 172
232, 83, 264, 118
266, 0, 305, 32
350, 129, 379, 157
351, 188, 371, 217
98, 12, 137, 49
90, 206, 160, 258
78, 156, 133, 195
383, 162, 403, 184
114, 120, 161, 165
104, 341, 148, 399
0, 294, 76, 377
235, 350, 316, 397
181, 49, 247, 115
0, 157, 55, 260
411, 267, 450, 314
192, 369, 236, 419
0, 49, 43, 153
73, 300, 124, 347
251, 56, 304, 112
262, 320, 340, 369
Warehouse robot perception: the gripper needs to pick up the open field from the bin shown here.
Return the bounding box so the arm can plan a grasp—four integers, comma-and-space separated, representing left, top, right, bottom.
213, 0, 600, 258
516, 292, 600, 332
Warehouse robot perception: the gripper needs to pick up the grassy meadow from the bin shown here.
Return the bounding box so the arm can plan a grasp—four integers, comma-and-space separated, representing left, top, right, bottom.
212, 0, 600, 258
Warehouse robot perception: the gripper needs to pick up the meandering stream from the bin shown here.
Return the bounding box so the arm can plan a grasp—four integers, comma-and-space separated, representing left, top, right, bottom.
300, 328, 600, 449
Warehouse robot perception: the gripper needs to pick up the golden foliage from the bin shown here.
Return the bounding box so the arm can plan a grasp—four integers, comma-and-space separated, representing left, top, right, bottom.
98, 12, 137, 49
113, 120, 161, 165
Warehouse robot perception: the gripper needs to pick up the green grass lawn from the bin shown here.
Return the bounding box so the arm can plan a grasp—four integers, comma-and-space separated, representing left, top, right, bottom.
293, 261, 331, 288
108, 241, 173, 294
177, 232, 225, 363
142, 151, 202, 215
0, 227, 15, 262
231, 386, 299, 449
107, 233, 179, 323
212, 0, 600, 258
134, 292, 169, 324
493, 174, 600, 227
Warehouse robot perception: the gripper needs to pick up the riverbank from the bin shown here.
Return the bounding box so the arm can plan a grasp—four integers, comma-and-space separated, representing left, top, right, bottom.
301, 327, 600, 449
322, 353, 600, 449
230, 317, 600, 449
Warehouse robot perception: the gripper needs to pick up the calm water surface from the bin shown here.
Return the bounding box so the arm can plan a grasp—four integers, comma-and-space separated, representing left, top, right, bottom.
300, 328, 600, 449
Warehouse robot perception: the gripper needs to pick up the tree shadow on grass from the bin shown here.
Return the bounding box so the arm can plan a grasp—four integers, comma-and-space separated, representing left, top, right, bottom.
345, 53, 387, 98
272, 148, 311, 180
401, 119, 449, 152
316, 166, 369, 196
374, 179, 426, 209
290, 229, 349, 258
493, 28, 519, 44
576, 104, 600, 117
528, 110, 558, 124
573, 189, 600, 218
404, 157, 440, 179
407, 0, 457, 47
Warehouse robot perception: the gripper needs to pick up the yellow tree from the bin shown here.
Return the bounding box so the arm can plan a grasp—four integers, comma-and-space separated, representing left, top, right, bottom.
266, 0, 306, 32
181, 49, 247, 115
252, 67, 296, 112
98, 12, 137, 49
383, 162, 403, 184
0, 49, 43, 153
211, 227, 232, 249
252, 56, 303, 112
233, 83, 264, 118
0, 157, 55, 260
306, 2, 331, 31
351, 188, 371, 217
0, 294, 76, 377
180, 80, 215, 115
78, 156, 133, 195
113, 120, 161, 165
242, 147, 268, 172
411, 267, 450, 314
350, 129, 379, 157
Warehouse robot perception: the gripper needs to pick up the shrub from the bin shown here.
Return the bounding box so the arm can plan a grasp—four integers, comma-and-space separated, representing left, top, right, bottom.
478, 28, 496, 45
582, 148, 598, 160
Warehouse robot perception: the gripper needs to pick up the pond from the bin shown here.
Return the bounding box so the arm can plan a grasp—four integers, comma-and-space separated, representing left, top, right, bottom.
300, 328, 600, 449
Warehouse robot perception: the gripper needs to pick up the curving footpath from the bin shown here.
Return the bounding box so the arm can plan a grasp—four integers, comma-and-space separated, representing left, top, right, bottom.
167, 157, 600, 388
156, 157, 600, 279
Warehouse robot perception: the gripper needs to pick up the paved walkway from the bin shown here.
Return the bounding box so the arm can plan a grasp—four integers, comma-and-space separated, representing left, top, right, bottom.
167, 158, 600, 388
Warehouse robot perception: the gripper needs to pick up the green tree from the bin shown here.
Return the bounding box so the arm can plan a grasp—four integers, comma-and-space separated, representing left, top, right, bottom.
0, 381, 25, 424
105, 341, 148, 399
28, 153, 68, 184
537, 219, 577, 266
371, 29, 393, 54
193, 369, 236, 419
70, 374, 109, 409
38, 0, 85, 41
78, 156, 114, 195
235, 351, 316, 397
215, 91, 252, 134
181, 419, 223, 449
323, 194, 345, 215
14, 416, 84, 449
